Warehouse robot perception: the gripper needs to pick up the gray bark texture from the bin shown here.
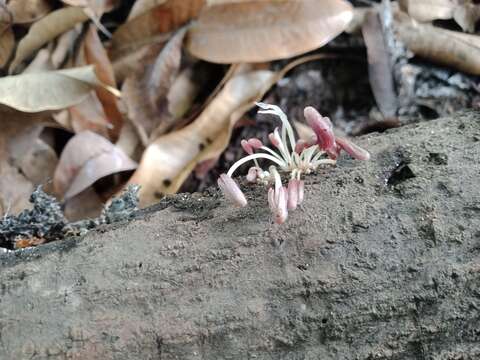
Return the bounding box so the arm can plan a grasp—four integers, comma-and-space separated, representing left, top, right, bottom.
0, 113, 479, 360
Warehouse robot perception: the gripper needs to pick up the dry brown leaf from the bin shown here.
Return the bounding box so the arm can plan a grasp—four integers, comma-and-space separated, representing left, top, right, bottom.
186, 0, 353, 63
115, 121, 142, 160
7, 0, 52, 24
68, 92, 111, 136
127, 0, 167, 20
0, 119, 40, 216
345, 7, 369, 34
53, 131, 137, 199
51, 27, 83, 69
147, 27, 186, 110
399, 0, 480, 33
83, 24, 123, 139
128, 70, 275, 207
207, 0, 252, 4
61, 0, 116, 15
63, 187, 104, 221
110, 0, 204, 58
167, 67, 199, 119
0, 26, 14, 68
23, 49, 54, 73
9, 6, 89, 73
122, 28, 187, 145
395, 15, 480, 75
453, 3, 480, 32
19, 138, 58, 185
399, 0, 456, 22
112, 41, 164, 83
362, 10, 397, 118
0, 66, 102, 113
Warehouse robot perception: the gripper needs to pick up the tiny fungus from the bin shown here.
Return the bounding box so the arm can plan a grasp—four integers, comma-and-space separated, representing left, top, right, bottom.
218, 103, 370, 224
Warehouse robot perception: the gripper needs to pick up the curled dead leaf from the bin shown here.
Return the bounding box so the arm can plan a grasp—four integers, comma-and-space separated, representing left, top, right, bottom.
83, 24, 123, 139
128, 0, 167, 20
19, 138, 58, 185
0, 26, 14, 68
122, 28, 187, 145
395, 15, 480, 75
112, 41, 164, 83
67, 92, 111, 136
362, 10, 397, 118
111, 0, 204, 59
186, 0, 353, 63
54, 131, 137, 199
128, 70, 275, 207
61, 0, 116, 15
399, 0, 456, 22
399, 0, 480, 33
7, 0, 52, 24
9, 6, 89, 73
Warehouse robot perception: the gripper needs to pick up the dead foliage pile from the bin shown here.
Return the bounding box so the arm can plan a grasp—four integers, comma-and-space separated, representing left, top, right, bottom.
1, 0, 479, 248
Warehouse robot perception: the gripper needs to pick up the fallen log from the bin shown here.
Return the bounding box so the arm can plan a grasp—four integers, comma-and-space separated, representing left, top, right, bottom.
0, 112, 479, 359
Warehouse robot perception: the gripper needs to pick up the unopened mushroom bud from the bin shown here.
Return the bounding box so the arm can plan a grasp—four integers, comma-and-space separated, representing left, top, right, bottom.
287, 179, 299, 210
297, 180, 305, 204
304, 106, 336, 153
217, 174, 247, 207
336, 137, 370, 161
275, 186, 289, 224
268, 127, 282, 148
247, 138, 263, 150
241, 139, 253, 154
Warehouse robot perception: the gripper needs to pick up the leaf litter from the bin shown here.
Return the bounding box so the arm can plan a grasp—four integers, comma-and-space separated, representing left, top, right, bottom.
1, 0, 480, 249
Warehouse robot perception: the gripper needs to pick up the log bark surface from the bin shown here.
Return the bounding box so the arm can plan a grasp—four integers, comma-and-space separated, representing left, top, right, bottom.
0, 113, 479, 359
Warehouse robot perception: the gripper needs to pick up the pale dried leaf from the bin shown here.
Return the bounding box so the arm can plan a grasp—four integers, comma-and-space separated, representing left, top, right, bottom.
10, 6, 89, 72
62, 0, 116, 15
63, 187, 104, 221
19, 138, 58, 185
7, 0, 52, 24
0, 66, 100, 113
186, 0, 353, 63
68, 92, 111, 136
112, 41, 164, 83
0, 163, 34, 215
128, 70, 275, 206
122, 28, 186, 144
207, 0, 252, 5
0, 119, 41, 216
111, 0, 204, 58
23, 49, 54, 73
148, 27, 186, 110
54, 131, 137, 199
453, 3, 480, 33
51, 27, 82, 69
128, 0, 167, 20
399, 0, 456, 22
167, 67, 199, 118
400, 0, 480, 32
83, 24, 123, 139
395, 16, 480, 75
345, 7, 369, 34
362, 10, 397, 118
0, 26, 14, 68
115, 121, 142, 160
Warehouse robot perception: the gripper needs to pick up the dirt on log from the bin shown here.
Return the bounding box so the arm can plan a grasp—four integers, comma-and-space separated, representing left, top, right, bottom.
0, 113, 479, 360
